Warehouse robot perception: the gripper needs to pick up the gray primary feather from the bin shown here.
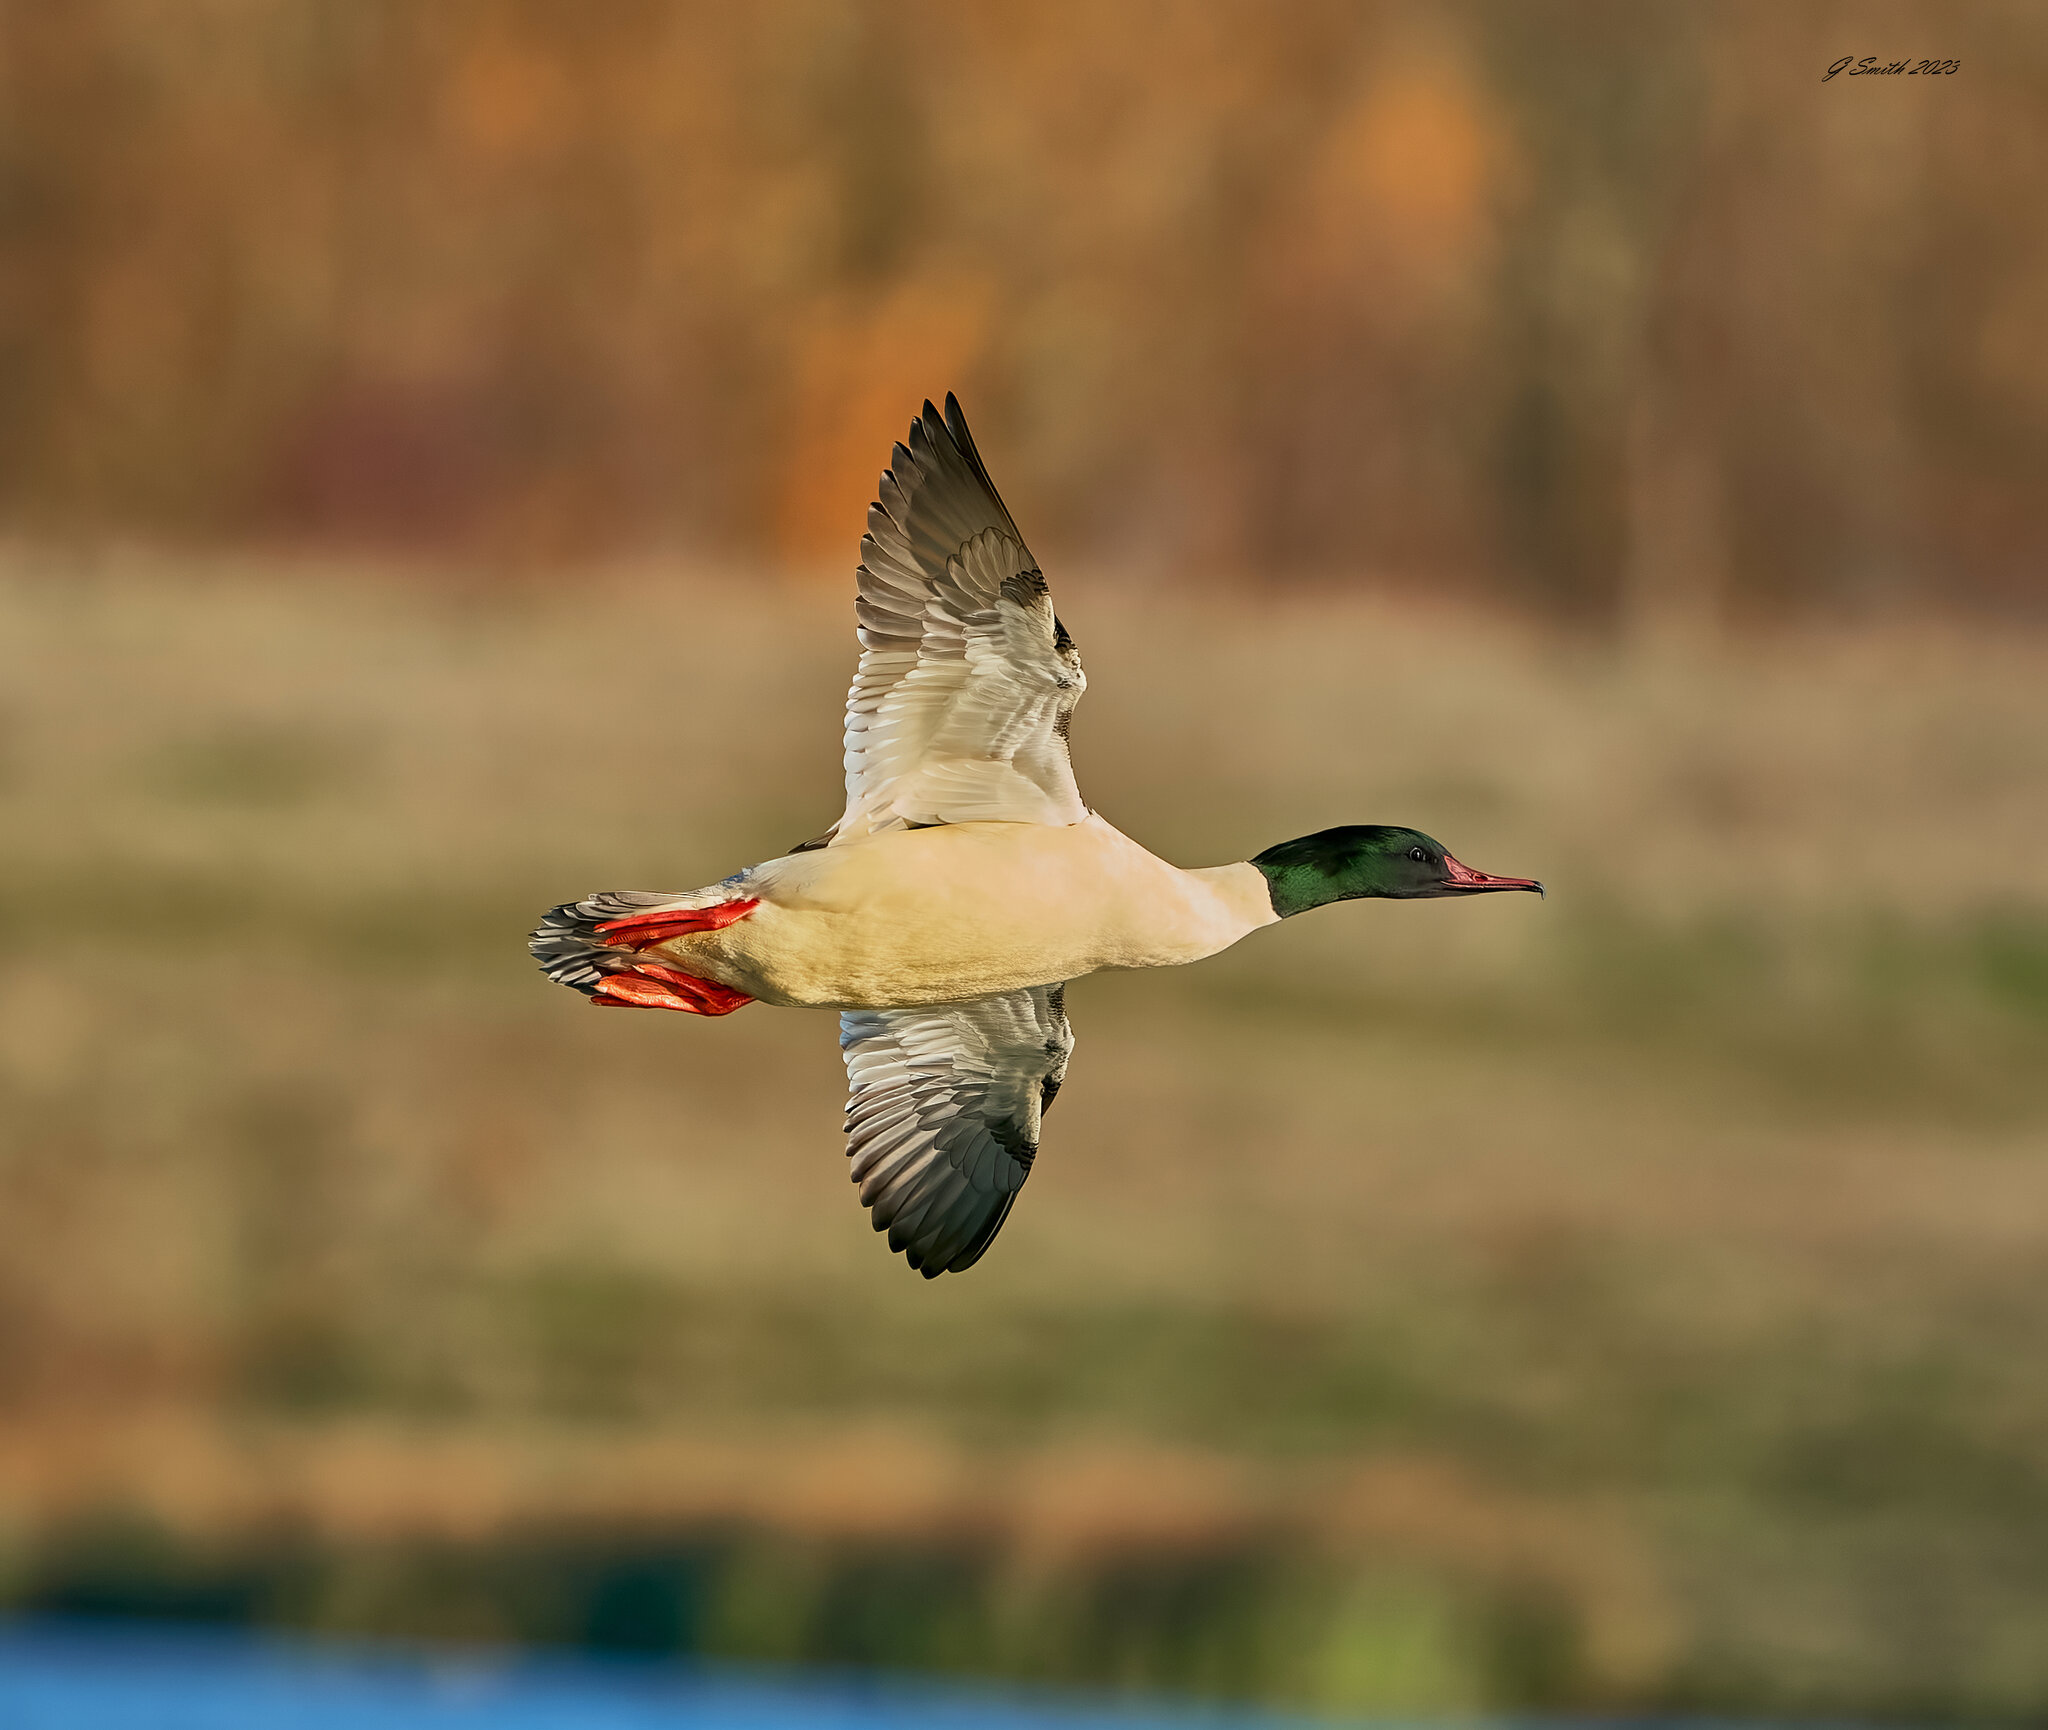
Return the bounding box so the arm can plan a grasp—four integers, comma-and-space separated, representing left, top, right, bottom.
839, 983, 1074, 1277
829, 395, 1088, 844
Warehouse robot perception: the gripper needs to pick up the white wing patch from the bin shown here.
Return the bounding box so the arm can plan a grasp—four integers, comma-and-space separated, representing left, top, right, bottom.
831, 397, 1087, 844
840, 985, 1074, 1278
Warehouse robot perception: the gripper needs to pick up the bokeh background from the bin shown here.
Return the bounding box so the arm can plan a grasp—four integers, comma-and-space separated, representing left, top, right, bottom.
3, 0, 2047, 1718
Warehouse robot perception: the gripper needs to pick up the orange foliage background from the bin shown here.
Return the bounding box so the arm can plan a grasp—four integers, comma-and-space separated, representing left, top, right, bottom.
2, 0, 2042, 620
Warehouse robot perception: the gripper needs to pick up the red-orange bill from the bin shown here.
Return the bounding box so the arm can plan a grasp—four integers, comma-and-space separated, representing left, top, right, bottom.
1442, 854, 1545, 897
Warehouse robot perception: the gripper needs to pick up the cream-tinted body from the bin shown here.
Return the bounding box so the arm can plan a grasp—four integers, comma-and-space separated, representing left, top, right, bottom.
663, 814, 1277, 1010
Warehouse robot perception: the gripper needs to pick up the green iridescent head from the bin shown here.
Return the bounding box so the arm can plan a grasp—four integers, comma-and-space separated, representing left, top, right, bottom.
1251, 825, 1544, 918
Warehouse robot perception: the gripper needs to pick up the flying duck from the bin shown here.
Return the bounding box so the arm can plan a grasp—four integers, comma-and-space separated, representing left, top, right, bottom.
532, 397, 1542, 1277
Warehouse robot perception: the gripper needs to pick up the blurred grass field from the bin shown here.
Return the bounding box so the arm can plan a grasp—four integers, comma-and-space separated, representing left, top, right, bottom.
2, 549, 2047, 1716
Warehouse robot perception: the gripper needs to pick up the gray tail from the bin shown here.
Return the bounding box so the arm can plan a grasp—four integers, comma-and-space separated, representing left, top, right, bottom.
528, 890, 682, 998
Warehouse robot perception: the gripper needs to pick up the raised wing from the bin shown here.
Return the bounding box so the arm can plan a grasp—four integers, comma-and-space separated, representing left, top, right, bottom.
827, 395, 1087, 845
839, 985, 1074, 1277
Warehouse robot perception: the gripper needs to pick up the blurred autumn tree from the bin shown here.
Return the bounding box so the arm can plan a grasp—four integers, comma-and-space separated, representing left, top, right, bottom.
1, 0, 2042, 623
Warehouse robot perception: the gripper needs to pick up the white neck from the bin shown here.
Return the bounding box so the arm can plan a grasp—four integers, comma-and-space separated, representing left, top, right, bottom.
1183, 860, 1282, 938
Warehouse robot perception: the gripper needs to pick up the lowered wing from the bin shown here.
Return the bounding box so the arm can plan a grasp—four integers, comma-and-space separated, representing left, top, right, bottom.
839, 984, 1074, 1277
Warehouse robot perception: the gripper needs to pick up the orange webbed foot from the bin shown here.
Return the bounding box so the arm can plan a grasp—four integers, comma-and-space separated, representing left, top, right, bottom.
582, 896, 758, 1014
594, 898, 760, 951
593, 962, 753, 1015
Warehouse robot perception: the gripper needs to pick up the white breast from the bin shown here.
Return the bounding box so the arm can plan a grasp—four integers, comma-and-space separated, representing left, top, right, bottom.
673, 815, 1277, 1009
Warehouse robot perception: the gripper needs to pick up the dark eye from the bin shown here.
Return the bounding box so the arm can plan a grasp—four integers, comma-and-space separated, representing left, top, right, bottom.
1408, 846, 1429, 863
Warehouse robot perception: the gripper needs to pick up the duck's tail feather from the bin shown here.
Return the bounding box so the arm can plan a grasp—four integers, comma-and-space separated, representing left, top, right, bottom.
528, 885, 757, 1007
529, 891, 675, 998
